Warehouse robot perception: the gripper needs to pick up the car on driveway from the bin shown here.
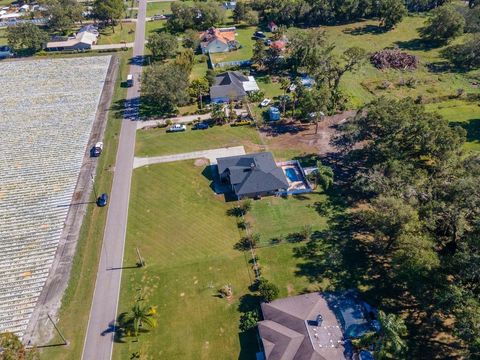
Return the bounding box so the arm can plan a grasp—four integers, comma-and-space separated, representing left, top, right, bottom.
151, 14, 166, 20
97, 193, 108, 207
167, 124, 186, 132
254, 31, 266, 39
260, 98, 271, 107
193, 122, 209, 130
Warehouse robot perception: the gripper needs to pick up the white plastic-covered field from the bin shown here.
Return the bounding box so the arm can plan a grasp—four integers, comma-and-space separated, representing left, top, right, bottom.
0, 56, 111, 337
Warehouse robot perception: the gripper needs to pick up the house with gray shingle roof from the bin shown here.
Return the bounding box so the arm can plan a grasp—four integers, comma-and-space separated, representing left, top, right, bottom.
216, 152, 289, 199
210, 71, 259, 103
258, 293, 348, 360
257, 292, 379, 360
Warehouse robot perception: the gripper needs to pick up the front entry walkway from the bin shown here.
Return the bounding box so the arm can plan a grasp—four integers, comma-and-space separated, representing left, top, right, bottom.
133, 146, 245, 169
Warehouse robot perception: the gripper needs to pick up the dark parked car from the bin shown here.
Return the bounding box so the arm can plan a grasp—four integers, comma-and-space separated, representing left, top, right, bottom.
253, 31, 266, 39
193, 122, 209, 130
97, 193, 108, 207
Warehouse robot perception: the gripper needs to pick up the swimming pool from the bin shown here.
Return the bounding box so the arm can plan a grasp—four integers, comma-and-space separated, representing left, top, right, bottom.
285, 167, 301, 182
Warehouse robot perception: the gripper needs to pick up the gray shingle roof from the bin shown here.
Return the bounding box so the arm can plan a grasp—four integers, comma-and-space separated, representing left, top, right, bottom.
258, 293, 347, 360
209, 71, 249, 100
217, 152, 289, 196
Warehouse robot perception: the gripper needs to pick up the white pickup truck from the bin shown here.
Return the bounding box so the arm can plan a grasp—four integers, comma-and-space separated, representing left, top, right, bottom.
167, 124, 186, 132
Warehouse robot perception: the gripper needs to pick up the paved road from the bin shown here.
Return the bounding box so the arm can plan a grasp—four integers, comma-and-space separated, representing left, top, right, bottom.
81, 0, 147, 359
133, 146, 246, 168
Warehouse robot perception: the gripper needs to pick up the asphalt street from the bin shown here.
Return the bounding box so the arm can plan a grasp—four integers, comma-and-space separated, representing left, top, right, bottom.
81, 0, 146, 358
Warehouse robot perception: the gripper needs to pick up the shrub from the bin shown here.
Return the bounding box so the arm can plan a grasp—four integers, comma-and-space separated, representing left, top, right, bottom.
419, 4, 465, 43
239, 311, 259, 331
258, 279, 279, 302
442, 36, 480, 70
371, 49, 418, 70
234, 233, 260, 251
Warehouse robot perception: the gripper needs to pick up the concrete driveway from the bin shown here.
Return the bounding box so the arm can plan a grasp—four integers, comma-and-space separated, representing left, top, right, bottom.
133, 146, 246, 169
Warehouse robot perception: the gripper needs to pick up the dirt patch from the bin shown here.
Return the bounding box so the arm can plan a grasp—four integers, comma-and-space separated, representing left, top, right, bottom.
259, 110, 356, 158
194, 158, 209, 166
287, 283, 295, 296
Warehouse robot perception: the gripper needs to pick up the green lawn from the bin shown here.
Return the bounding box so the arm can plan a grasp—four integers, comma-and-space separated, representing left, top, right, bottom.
145, 19, 167, 35
135, 125, 262, 157
0, 0, 11, 6
210, 26, 257, 63
40, 51, 133, 360
190, 56, 209, 80
146, 1, 173, 16
113, 161, 258, 360
246, 191, 329, 245
426, 99, 480, 151
96, 23, 136, 45
255, 242, 314, 296
0, 28, 7, 44
317, 16, 480, 108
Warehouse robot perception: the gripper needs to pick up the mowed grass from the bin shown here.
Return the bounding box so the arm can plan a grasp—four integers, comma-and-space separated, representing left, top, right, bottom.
114, 161, 258, 359
426, 99, 480, 151
246, 192, 328, 244
146, 1, 173, 16
135, 125, 262, 156
40, 51, 132, 360
256, 242, 313, 296
145, 19, 166, 35
0, 28, 7, 44
96, 22, 136, 45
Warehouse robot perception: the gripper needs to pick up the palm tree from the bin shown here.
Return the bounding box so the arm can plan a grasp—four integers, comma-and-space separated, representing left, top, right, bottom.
310, 161, 334, 191
279, 78, 290, 116
129, 302, 158, 337
376, 310, 408, 359
189, 77, 209, 109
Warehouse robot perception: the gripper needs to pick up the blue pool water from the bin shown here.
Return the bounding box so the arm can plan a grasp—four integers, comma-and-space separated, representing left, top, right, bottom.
285, 167, 300, 182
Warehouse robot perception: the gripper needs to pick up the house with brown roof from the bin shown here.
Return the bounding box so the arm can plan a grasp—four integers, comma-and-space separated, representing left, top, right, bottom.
199, 27, 239, 54
257, 292, 377, 360
270, 40, 287, 52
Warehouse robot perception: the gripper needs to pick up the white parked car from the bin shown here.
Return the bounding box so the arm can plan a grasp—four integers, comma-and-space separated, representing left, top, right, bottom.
167, 124, 186, 132
260, 98, 271, 107
288, 83, 297, 92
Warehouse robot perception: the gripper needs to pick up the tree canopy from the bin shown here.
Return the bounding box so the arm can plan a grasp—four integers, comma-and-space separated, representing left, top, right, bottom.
330, 97, 480, 357
93, 0, 125, 30
379, 0, 407, 30
7, 23, 48, 53
167, 2, 225, 32
147, 33, 178, 61
420, 4, 466, 43
41, 0, 83, 33
442, 35, 480, 69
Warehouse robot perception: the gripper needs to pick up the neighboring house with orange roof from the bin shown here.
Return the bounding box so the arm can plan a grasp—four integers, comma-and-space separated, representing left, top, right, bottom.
270, 40, 287, 52
199, 27, 239, 54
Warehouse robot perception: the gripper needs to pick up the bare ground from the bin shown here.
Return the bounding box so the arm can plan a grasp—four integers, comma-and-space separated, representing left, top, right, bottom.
259, 111, 357, 156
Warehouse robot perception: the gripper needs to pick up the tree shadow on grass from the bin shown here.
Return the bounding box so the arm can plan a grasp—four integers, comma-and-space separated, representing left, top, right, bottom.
238, 329, 260, 360
450, 119, 480, 143
342, 24, 386, 36
237, 293, 262, 359
395, 38, 441, 51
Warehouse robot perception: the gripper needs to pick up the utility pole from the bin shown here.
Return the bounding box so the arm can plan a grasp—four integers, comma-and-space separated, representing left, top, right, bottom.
90, 173, 98, 199
136, 247, 145, 267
